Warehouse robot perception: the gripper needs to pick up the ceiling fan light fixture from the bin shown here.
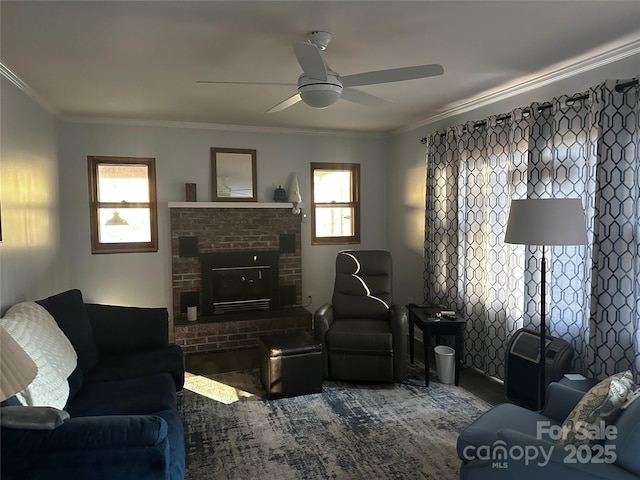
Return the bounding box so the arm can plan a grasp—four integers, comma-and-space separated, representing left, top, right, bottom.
299, 84, 342, 108
297, 73, 343, 108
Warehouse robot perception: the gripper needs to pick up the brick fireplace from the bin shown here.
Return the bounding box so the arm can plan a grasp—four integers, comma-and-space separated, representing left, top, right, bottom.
169, 203, 311, 354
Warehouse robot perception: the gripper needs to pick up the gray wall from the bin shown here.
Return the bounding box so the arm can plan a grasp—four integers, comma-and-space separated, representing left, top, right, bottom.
56, 121, 389, 314
387, 53, 640, 308
0, 78, 66, 314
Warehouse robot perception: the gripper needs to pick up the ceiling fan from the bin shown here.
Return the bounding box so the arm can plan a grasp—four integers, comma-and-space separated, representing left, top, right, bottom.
197, 31, 444, 113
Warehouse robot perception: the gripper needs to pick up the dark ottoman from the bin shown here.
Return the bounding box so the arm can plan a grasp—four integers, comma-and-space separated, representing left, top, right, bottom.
259, 331, 323, 399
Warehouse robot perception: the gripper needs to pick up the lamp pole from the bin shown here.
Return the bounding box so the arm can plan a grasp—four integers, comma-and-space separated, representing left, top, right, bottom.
539, 249, 546, 410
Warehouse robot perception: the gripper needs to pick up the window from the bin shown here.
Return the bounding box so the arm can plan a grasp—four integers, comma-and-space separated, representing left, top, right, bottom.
88, 156, 158, 254
311, 162, 360, 245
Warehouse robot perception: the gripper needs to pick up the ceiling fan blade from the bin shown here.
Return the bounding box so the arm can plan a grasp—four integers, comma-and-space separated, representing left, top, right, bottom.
342, 64, 444, 87
341, 87, 391, 107
197, 81, 296, 86
293, 42, 327, 81
267, 93, 302, 113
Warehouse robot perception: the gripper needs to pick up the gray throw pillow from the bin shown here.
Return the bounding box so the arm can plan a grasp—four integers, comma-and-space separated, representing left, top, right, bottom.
0, 406, 70, 430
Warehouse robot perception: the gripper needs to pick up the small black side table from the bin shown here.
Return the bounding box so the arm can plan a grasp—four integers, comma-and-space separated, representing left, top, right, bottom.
407, 303, 467, 387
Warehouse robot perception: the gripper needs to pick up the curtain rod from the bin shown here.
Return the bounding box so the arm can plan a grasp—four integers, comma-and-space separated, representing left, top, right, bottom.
616, 79, 638, 91
420, 79, 638, 144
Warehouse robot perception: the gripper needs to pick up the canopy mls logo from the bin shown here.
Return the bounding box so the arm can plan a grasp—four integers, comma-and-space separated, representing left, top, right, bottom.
462, 440, 554, 468
462, 421, 618, 469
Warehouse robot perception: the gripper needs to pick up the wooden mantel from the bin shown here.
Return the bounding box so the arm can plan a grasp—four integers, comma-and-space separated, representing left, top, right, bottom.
168, 202, 294, 209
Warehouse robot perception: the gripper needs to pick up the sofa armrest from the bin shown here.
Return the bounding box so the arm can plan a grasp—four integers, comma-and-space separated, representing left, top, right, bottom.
86, 304, 169, 355
313, 304, 334, 378
1, 415, 168, 453
539, 382, 585, 421
389, 304, 408, 381
1, 415, 170, 480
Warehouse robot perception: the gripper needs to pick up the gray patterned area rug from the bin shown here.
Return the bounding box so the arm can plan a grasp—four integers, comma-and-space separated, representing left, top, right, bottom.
178, 366, 490, 480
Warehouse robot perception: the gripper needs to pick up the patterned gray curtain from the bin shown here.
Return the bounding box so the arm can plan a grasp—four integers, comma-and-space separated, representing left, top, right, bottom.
424, 76, 639, 381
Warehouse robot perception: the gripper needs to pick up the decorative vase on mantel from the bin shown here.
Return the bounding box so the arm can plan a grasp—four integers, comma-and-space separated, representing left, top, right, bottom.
273, 185, 287, 202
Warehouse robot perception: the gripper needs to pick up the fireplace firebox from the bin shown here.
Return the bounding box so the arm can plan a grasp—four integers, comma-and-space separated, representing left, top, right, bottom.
200, 251, 280, 315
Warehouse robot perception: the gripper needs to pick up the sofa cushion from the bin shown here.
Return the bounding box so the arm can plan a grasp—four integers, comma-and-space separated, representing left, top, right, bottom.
65, 373, 177, 417
85, 303, 169, 355
37, 290, 100, 373
0, 302, 77, 409
84, 345, 185, 390
559, 370, 636, 446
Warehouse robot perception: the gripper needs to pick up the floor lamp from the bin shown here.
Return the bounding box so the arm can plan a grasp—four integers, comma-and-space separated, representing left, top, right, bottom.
504, 198, 587, 409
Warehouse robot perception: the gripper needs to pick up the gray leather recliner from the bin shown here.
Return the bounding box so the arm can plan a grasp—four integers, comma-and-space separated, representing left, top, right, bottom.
313, 250, 408, 383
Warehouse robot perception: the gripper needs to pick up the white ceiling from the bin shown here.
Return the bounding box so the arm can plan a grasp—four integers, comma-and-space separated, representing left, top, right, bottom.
1, 1, 639, 133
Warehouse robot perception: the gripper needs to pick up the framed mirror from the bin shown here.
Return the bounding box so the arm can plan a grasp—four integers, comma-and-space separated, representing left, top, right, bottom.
211, 148, 257, 202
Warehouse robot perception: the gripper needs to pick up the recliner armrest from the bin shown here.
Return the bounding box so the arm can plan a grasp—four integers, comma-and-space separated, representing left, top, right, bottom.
313, 304, 334, 378
389, 304, 408, 382
389, 304, 408, 330
313, 304, 334, 341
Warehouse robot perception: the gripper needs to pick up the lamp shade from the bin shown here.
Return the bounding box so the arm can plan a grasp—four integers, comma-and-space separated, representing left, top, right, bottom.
0, 326, 37, 401
504, 198, 588, 246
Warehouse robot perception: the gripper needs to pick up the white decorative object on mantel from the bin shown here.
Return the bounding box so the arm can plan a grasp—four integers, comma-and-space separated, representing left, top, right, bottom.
288, 173, 302, 214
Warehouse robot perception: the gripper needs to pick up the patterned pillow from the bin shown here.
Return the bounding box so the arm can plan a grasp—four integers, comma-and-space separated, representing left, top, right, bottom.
0, 302, 78, 409
559, 370, 636, 446
622, 386, 640, 409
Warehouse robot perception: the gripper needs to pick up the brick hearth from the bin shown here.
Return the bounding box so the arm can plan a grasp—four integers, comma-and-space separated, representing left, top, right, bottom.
174, 307, 311, 354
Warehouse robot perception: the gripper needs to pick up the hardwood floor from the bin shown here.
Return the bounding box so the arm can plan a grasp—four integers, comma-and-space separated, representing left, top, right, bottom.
456, 366, 505, 405
184, 345, 506, 406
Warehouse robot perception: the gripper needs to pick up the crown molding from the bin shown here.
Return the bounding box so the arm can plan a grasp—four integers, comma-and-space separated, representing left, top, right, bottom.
0, 62, 57, 114
59, 115, 385, 139
391, 35, 640, 136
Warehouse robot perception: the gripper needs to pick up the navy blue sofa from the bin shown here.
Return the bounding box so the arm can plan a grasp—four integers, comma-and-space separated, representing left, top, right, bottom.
457, 381, 640, 479
1, 290, 185, 480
